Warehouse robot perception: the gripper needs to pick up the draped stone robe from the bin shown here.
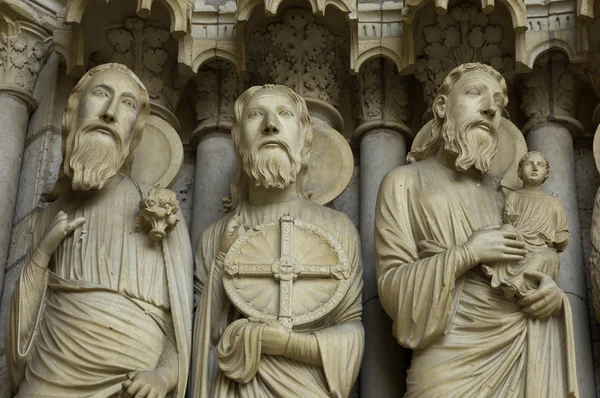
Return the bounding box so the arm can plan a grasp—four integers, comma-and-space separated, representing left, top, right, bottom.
374, 158, 578, 398
191, 198, 364, 398
6, 178, 193, 398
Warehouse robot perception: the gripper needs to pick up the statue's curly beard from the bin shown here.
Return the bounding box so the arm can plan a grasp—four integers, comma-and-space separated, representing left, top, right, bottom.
441, 113, 499, 174
63, 122, 126, 191
240, 139, 301, 190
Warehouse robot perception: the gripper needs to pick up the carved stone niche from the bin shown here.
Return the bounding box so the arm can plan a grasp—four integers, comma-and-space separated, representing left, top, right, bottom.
89, 17, 188, 129
53, 0, 194, 79
413, 1, 516, 118
245, 7, 349, 133
353, 57, 414, 138
190, 59, 241, 144
520, 52, 584, 134
0, 10, 51, 109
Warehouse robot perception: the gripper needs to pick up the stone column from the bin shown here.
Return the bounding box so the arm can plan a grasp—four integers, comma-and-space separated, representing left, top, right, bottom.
521, 55, 595, 395
0, 18, 50, 294
354, 58, 414, 397
190, 63, 240, 246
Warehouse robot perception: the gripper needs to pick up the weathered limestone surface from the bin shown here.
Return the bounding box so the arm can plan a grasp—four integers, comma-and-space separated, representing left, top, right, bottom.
2, 0, 600, 396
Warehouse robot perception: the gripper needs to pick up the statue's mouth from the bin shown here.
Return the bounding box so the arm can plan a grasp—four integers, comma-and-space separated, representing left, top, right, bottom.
259, 139, 284, 149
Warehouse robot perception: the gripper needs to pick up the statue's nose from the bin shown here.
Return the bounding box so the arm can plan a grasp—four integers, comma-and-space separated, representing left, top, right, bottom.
263, 122, 279, 135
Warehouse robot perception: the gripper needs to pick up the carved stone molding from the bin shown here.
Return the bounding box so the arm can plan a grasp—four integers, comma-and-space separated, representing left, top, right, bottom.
520, 53, 584, 134
191, 60, 240, 144
516, 0, 587, 72
63, 0, 193, 37
246, 8, 348, 109
402, 0, 527, 32
189, 10, 240, 73
90, 17, 187, 128
53, 0, 194, 77
353, 57, 413, 140
413, 2, 515, 110
353, 5, 404, 73
0, 13, 51, 110
236, 0, 356, 21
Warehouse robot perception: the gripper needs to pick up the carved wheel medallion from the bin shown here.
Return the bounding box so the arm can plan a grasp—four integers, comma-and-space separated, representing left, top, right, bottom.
223, 216, 351, 330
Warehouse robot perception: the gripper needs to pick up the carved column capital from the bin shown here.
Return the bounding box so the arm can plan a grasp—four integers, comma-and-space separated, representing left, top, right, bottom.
190, 61, 240, 146
353, 57, 413, 142
520, 53, 585, 135
0, 16, 51, 111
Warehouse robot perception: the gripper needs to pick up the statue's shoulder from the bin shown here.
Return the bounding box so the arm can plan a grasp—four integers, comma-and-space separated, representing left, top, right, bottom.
308, 201, 358, 237
379, 160, 431, 196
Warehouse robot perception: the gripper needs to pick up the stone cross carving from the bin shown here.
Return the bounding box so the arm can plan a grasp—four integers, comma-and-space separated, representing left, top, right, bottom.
223, 215, 351, 330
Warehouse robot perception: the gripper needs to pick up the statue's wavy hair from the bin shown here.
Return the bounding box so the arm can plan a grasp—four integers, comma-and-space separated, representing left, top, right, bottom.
226, 84, 313, 210
43, 63, 150, 201
407, 62, 508, 163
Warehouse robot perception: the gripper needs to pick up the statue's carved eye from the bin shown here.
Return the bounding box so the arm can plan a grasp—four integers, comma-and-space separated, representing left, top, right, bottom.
248, 110, 263, 117
122, 98, 137, 110
92, 88, 109, 97
279, 109, 294, 117
466, 88, 481, 95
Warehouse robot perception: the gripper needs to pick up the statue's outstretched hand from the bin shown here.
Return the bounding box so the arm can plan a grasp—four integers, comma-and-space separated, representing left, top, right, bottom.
37, 210, 86, 260
122, 371, 169, 398
465, 224, 527, 264
519, 271, 564, 318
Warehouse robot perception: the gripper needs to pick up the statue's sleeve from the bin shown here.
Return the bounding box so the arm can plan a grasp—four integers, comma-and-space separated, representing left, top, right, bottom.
312, 218, 364, 397
6, 208, 53, 391
374, 169, 476, 350
553, 200, 569, 253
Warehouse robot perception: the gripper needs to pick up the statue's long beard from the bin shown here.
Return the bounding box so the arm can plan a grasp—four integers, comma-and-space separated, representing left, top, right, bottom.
441, 115, 499, 174
64, 125, 126, 191
241, 140, 301, 190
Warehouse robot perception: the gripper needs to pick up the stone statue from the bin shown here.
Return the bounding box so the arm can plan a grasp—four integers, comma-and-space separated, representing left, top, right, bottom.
374, 63, 579, 397
483, 151, 569, 298
190, 85, 364, 397
5, 63, 193, 398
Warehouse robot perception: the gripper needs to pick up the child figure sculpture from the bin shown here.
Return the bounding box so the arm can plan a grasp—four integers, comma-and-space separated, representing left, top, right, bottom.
483, 151, 569, 298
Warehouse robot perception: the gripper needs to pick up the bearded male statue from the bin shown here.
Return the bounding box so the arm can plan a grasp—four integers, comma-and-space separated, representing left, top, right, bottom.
191, 85, 364, 397
374, 63, 579, 397
5, 63, 193, 398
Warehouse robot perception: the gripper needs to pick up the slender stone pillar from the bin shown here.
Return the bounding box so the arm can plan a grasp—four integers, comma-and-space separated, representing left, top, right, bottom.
358, 127, 409, 397
0, 93, 34, 292
191, 130, 237, 246
526, 122, 595, 394
0, 17, 50, 295
354, 56, 415, 396
190, 62, 240, 246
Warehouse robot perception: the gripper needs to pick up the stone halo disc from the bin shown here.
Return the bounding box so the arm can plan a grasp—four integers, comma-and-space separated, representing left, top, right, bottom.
593, 122, 600, 174
411, 117, 527, 190
130, 115, 184, 188
305, 119, 354, 205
